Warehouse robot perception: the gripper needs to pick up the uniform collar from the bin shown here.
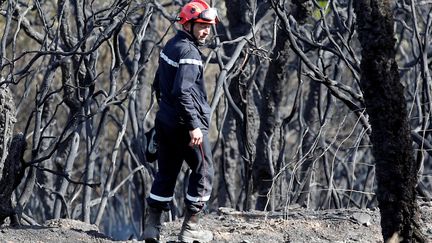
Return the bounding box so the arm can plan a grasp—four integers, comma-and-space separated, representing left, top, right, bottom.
178, 30, 195, 41
177, 30, 205, 47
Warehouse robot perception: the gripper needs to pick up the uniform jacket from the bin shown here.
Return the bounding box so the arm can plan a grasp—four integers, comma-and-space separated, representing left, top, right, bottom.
154, 30, 211, 132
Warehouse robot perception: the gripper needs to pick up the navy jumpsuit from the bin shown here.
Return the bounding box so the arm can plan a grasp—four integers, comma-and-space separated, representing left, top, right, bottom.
147, 30, 214, 213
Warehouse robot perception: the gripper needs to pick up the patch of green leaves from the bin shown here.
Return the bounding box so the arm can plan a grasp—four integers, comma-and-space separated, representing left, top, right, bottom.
313, 0, 331, 20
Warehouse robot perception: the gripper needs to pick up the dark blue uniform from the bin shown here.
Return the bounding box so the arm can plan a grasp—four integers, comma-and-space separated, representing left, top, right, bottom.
148, 30, 214, 213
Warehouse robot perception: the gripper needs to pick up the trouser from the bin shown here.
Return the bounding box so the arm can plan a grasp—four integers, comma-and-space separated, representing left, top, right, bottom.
147, 120, 214, 213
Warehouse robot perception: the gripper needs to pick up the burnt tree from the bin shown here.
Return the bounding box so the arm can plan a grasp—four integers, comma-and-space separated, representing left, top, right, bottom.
354, 0, 425, 242
0, 86, 26, 226
253, 27, 290, 211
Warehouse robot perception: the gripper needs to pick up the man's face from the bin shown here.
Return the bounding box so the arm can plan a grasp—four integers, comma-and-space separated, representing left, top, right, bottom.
185, 22, 212, 45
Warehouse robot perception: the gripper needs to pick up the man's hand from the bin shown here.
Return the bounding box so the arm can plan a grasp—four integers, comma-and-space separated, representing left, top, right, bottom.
189, 128, 203, 147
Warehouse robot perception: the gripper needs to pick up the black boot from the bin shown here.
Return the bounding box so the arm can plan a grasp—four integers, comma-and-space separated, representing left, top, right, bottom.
178, 210, 213, 243
142, 207, 163, 243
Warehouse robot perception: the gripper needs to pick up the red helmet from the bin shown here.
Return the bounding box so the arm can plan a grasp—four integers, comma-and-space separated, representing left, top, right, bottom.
177, 0, 219, 25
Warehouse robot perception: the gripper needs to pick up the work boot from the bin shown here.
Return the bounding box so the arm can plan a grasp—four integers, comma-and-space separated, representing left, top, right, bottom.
142, 207, 163, 243
178, 210, 213, 243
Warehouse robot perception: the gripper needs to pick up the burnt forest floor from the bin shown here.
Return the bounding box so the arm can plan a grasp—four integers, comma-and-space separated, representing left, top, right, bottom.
2, 202, 432, 243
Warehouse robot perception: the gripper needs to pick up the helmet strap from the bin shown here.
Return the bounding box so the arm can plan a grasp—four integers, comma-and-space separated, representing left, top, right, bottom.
189, 22, 196, 39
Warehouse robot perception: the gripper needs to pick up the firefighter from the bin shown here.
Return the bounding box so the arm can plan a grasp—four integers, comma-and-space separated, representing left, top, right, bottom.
142, 0, 218, 242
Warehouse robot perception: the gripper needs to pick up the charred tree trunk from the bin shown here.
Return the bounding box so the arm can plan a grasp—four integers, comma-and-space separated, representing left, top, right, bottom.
224, 0, 250, 38
0, 134, 27, 226
53, 59, 83, 219
354, 1, 425, 242
253, 28, 290, 211
0, 86, 15, 183
0, 86, 26, 226
215, 0, 257, 210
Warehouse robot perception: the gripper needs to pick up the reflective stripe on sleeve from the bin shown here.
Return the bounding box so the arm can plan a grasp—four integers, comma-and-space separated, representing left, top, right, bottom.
160, 51, 202, 67
179, 58, 202, 66
160, 52, 179, 68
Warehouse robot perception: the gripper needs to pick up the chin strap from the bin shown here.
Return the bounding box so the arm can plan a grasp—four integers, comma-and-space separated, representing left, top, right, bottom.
189, 22, 199, 44
189, 22, 195, 37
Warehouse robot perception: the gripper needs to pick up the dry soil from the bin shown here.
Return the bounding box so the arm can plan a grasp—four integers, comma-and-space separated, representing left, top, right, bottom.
2, 202, 432, 243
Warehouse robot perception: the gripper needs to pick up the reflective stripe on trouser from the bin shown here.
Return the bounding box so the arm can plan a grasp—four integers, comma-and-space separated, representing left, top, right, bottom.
147, 120, 214, 212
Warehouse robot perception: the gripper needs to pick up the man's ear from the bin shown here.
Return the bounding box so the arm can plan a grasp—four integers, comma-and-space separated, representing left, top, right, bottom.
183, 22, 191, 31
